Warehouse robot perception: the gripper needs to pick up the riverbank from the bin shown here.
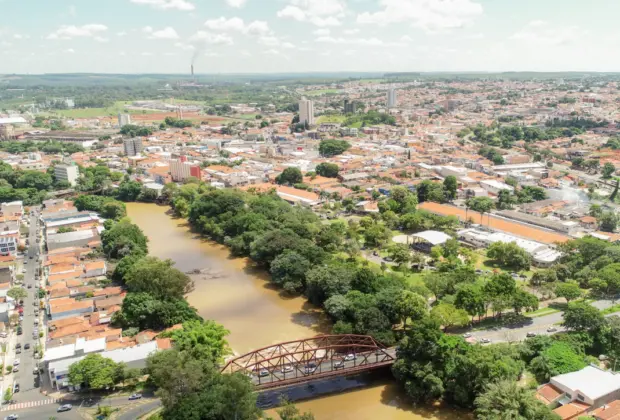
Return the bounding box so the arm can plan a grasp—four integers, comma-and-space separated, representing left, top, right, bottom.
126, 202, 468, 420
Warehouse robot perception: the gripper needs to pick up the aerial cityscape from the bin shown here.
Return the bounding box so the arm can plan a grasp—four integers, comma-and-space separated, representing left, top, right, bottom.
3, 1, 620, 420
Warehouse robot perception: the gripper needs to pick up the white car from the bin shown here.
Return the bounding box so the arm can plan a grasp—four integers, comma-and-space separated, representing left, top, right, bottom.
479, 338, 491, 344
463, 333, 472, 338
280, 365, 293, 373
12, 359, 20, 366
344, 353, 356, 361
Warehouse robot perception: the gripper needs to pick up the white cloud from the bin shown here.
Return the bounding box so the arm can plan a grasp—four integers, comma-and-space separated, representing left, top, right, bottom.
465, 32, 484, 39
316, 36, 405, 47
510, 21, 586, 46
357, 0, 483, 32
189, 31, 234, 45
141, 52, 154, 56
277, 0, 346, 27
225, 0, 247, 8
241, 49, 251, 56
13, 34, 23, 39
400, 35, 413, 42
94, 36, 109, 43
204, 17, 270, 35
174, 42, 195, 50
313, 28, 330, 36
47, 24, 108, 40
68, 5, 77, 17
281, 42, 295, 49
63, 48, 75, 53
130, 0, 195, 11
343, 29, 359, 35
142, 26, 153, 33
146, 27, 180, 39
116, 31, 127, 37
1, 41, 12, 47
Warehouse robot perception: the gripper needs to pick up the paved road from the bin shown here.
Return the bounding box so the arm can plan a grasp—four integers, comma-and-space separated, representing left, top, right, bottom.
469, 300, 620, 343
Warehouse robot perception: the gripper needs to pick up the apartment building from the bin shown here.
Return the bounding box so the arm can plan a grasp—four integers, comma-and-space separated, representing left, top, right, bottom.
54, 165, 80, 187
123, 137, 143, 157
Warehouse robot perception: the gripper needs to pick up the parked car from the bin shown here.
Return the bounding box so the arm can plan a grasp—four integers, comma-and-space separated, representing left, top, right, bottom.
462, 333, 472, 338
128, 394, 142, 400
526, 332, 537, 338
4, 414, 18, 420
547, 327, 558, 333
0, 332, 7, 338
13, 359, 20, 366
14, 348, 20, 355
12, 383, 19, 393
12, 367, 18, 373
480, 338, 491, 344
23, 343, 29, 350
57, 404, 72, 412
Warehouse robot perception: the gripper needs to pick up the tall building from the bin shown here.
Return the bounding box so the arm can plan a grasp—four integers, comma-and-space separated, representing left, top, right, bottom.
54, 165, 80, 187
387, 89, 397, 108
171, 158, 201, 182
118, 113, 132, 127
298, 99, 315, 125
123, 138, 143, 157
344, 99, 356, 114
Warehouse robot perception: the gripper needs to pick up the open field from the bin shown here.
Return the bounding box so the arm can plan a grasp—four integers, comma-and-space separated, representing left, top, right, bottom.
316, 114, 347, 124
53, 101, 151, 118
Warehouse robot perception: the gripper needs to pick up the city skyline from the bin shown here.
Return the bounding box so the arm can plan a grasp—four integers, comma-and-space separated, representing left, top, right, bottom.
3, 0, 620, 74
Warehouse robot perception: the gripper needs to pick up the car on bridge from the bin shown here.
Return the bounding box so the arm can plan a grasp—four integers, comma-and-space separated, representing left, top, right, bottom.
333, 360, 345, 369
303, 363, 317, 375
344, 353, 356, 361
258, 369, 269, 378
280, 365, 293, 374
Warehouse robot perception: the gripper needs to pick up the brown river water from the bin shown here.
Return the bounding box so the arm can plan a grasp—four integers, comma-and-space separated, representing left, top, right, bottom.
126, 203, 468, 420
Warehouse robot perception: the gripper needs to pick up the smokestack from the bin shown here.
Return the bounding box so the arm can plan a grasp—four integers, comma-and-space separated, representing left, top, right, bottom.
191, 64, 194, 77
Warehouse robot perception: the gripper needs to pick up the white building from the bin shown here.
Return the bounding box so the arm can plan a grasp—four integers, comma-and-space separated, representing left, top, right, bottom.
387, 88, 397, 108
54, 165, 80, 187
0, 201, 23, 217
299, 99, 315, 125
457, 228, 561, 267
0, 234, 19, 256
480, 180, 514, 195
118, 113, 132, 127
123, 137, 143, 157
544, 366, 620, 408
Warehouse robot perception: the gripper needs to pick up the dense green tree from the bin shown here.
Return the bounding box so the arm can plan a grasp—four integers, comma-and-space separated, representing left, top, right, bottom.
113, 292, 200, 330
117, 180, 143, 201
319, 139, 351, 157
101, 218, 149, 259
387, 243, 411, 266
124, 257, 194, 300
68, 354, 123, 390
486, 242, 531, 271
305, 264, 354, 305
430, 303, 470, 331
497, 189, 516, 210
563, 301, 605, 332
529, 341, 587, 383
101, 200, 127, 220
443, 176, 458, 201
416, 180, 445, 203
602, 162, 616, 179
7, 287, 27, 301
315, 162, 340, 178
466, 196, 494, 224
276, 167, 303, 185
396, 290, 427, 328
162, 320, 230, 363
555, 282, 582, 303
511, 290, 539, 314
270, 250, 311, 293
474, 380, 560, 420
16, 171, 53, 190
455, 283, 486, 321
599, 212, 619, 233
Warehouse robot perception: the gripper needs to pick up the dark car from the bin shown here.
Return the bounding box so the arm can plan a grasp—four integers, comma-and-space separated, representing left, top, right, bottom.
128, 394, 142, 400
14, 348, 20, 355
23, 343, 29, 350
15, 344, 21, 349
16, 329, 22, 336
13, 384, 19, 393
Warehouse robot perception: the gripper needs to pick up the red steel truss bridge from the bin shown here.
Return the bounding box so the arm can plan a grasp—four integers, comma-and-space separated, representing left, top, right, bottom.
221, 334, 397, 390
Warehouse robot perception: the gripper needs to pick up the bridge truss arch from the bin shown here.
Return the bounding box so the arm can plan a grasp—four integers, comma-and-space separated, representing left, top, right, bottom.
221, 334, 396, 389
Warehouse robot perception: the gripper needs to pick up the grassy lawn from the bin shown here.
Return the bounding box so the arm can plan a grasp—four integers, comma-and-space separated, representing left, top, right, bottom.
316, 114, 346, 124
601, 303, 620, 315
347, 121, 363, 128
525, 307, 560, 318
54, 101, 149, 118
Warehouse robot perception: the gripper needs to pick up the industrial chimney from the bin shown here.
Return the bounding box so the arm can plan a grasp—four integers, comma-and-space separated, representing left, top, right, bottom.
191, 64, 194, 77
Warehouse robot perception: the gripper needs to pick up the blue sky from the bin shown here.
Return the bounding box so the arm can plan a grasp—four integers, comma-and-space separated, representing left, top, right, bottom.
2, 0, 620, 74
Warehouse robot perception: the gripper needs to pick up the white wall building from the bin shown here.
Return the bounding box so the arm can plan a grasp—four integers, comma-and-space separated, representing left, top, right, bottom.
118, 113, 132, 127
54, 165, 80, 187
480, 180, 514, 195
299, 99, 315, 125
457, 228, 560, 267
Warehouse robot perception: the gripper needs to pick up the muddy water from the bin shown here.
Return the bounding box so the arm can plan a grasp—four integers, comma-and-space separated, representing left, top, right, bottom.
126, 203, 468, 420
